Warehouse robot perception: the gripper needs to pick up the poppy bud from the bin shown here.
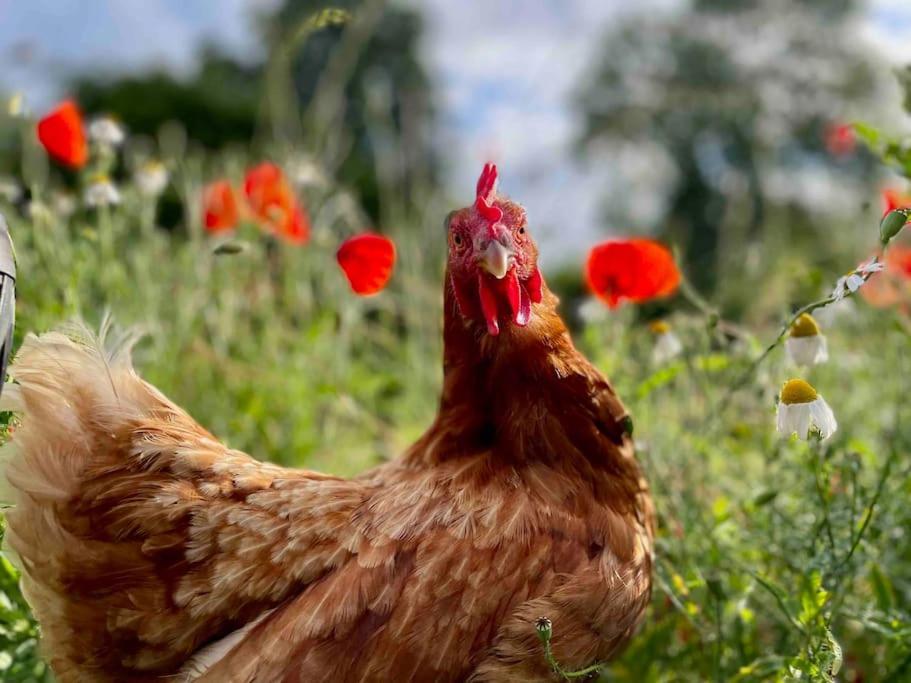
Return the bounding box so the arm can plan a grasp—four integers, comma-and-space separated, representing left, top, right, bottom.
213, 241, 246, 255
880, 209, 908, 246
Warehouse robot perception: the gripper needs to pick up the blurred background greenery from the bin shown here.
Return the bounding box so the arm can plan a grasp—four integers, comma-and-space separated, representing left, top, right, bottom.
1, 0, 911, 681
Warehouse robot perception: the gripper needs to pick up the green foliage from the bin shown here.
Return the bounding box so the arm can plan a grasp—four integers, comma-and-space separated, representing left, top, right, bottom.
2, 124, 908, 679
577, 293, 911, 682
0, 521, 50, 682
74, 51, 262, 150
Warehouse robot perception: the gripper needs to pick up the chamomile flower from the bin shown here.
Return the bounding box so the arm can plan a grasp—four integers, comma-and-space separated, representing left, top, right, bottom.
52, 192, 76, 218
785, 313, 828, 367
0, 177, 22, 203
649, 320, 683, 364
88, 116, 125, 148
84, 175, 121, 207
25, 200, 52, 222
833, 259, 883, 301
134, 160, 169, 197
7, 93, 26, 118
290, 157, 327, 188
577, 296, 608, 325
776, 379, 837, 441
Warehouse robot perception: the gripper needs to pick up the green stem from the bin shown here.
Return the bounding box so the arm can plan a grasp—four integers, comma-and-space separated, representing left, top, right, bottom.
724, 254, 884, 400
678, 269, 718, 321
677, 267, 751, 342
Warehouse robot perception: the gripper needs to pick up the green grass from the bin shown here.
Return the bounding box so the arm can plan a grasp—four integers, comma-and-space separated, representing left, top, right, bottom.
0, 118, 910, 683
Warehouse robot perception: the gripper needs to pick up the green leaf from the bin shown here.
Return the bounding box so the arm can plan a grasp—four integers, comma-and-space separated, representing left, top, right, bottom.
870, 563, 895, 611
852, 121, 881, 149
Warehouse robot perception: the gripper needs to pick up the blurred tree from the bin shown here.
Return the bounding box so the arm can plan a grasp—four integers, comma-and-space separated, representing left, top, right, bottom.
577, 0, 889, 296
262, 0, 437, 220
74, 47, 262, 150
71, 1, 437, 221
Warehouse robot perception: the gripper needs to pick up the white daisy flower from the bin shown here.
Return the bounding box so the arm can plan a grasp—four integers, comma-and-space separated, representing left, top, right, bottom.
649, 320, 683, 364
26, 200, 52, 222
832, 259, 884, 301
577, 296, 608, 325
7, 92, 26, 118
290, 157, 327, 188
785, 313, 828, 367
88, 116, 126, 147
134, 160, 169, 197
776, 379, 837, 441
0, 177, 22, 203
52, 192, 77, 218
84, 176, 121, 207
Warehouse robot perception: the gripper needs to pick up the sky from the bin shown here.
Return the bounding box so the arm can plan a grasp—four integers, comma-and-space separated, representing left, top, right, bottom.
1, 0, 910, 263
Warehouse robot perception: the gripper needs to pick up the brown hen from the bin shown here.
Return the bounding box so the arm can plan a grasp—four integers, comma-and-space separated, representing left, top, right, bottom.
1, 164, 653, 682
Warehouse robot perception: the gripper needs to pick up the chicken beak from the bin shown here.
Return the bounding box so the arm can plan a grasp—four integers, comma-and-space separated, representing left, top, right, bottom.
479, 241, 512, 280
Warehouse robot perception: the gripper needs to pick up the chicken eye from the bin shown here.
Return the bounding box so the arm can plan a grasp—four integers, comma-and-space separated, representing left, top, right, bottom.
453, 233, 463, 246
518, 226, 526, 235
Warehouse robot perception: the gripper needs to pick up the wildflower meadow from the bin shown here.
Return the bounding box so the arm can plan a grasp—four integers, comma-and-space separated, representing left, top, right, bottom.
2, 3, 911, 682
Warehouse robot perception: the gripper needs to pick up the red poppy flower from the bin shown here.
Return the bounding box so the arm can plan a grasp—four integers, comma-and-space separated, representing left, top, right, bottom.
882, 188, 911, 218
586, 238, 680, 308
860, 245, 911, 309
243, 162, 309, 244
889, 244, 911, 278
824, 123, 855, 158
202, 180, 239, 233
244, 162, 294, 223
37, 100, 87, 168
337, 233, 396, 296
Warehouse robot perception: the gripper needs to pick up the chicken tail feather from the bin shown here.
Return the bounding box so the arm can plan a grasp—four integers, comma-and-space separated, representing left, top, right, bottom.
1, 322, 364, 682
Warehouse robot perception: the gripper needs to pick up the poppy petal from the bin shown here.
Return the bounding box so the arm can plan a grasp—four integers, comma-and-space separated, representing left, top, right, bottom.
586, 239, 680, 308
37, 100, 87, 169
202, 181, 239, 233
243, 162, 310, 245
337, 233, 396, 296
277, 204, 311, 245
882, 188, 911, 219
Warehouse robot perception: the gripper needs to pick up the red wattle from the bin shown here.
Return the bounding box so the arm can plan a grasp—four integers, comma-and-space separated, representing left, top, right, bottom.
527, 266, 543, 304
478, 274, 500, 336
504, 269, 521, 319
515, 283, 531, 326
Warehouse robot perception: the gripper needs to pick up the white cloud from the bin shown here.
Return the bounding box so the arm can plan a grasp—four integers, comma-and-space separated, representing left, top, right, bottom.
402, 0, 685, 263
0, 0, 277, 109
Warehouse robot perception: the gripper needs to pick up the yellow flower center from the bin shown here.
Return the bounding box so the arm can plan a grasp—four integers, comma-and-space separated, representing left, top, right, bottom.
780, 378, 818, 405
789, 313, 820, 338
648, 320, 671, 335
90, 174, 110, 184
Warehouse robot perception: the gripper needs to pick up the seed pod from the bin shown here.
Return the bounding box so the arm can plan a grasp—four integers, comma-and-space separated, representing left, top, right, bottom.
534, 617, 552, 644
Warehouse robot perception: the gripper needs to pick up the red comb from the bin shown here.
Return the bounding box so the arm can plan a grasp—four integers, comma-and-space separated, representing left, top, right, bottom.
476, 163, 498, 200
474, 162, 503, 223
